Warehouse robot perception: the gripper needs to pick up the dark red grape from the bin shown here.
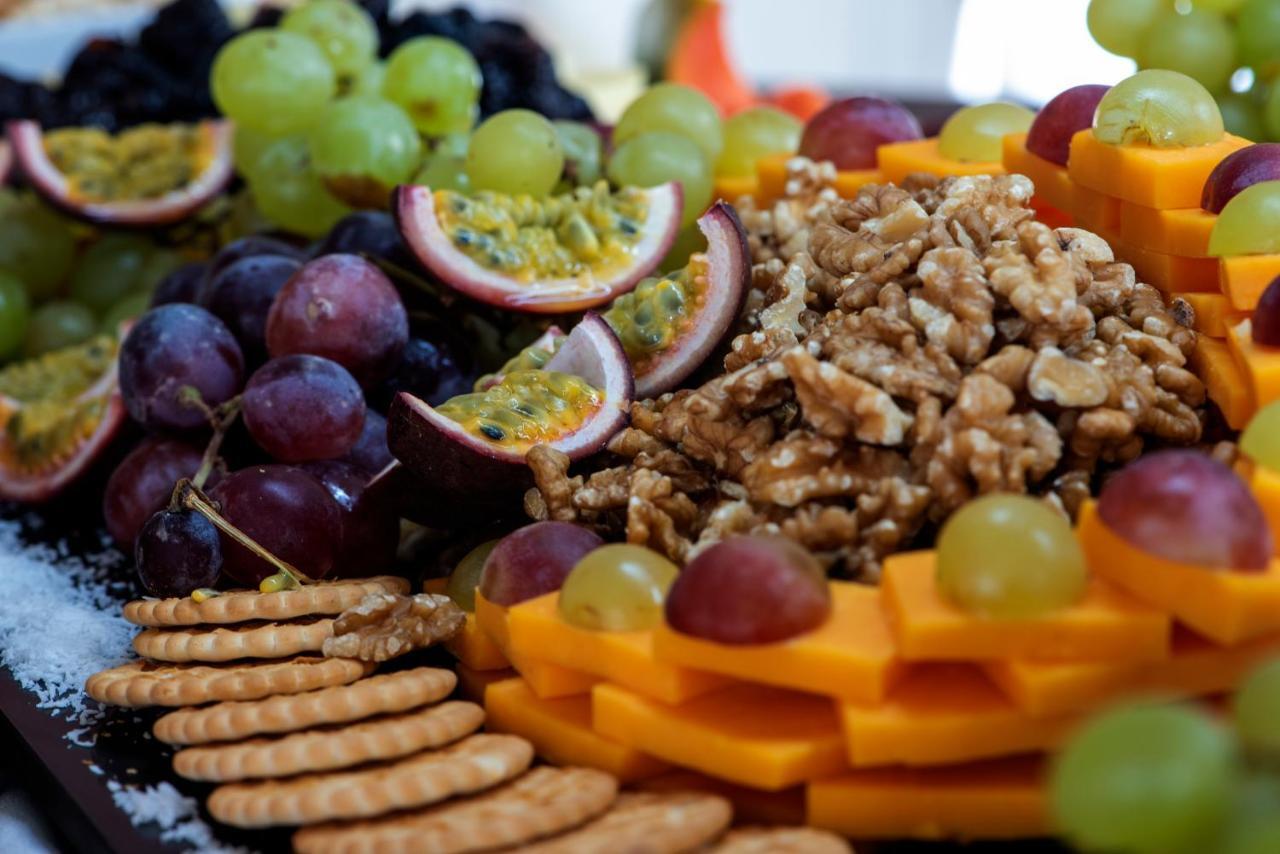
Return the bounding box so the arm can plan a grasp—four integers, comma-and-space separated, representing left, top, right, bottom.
342, 409, 393, 474
478, 521, 603, 606
135, 510, 223, 597
799, 96, 923, 170
118, 304, 245, 431
301, 460, 399, 576
1026, 84, 1110, 166
373, 336, 475, 409
1255, 276, 1280, 346
207, 235, 306, 280
206, 255, 302, 364
150, 261, 208, 307
242, 355, 365, 463
317, 211, 414, 269
665, 536, 830, 644
1098, 450, 1273, 570
208, 465, 343, 584
103, 437, 207, 548
1202, 144, 1280, 214
266, 255, 409, 387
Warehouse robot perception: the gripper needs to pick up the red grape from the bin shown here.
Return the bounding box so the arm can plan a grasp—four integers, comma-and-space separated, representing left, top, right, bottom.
665, 536, 831, 644
206, 255, 302, 364
1254, 276, 1280, 346
202, 235, 306, 297
135, 510, 223, 597
103, 437, 206, 548
301, 460, 399, 576
477, 521, 603, 606
1026, 84, 1110, 166
373, 335, 475, 409
150, 261, 208, 308
1098, 449, 1273, 570
119, 305, 245, 432
208, 465, 343, 584
342, 409, 393, 474
798, 96, 923, 170
242, 354, 365, 463
265, 254, 409, 387
1202, 144, 1280, 214
318, 211, 415, 269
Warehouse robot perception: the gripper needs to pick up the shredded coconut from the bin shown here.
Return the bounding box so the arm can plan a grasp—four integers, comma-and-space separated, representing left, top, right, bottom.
107, 781, 252, 854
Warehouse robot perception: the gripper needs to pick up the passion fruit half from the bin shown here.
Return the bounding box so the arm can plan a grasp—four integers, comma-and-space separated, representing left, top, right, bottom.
7, 119, 234, 227
388, 313, 632, 500
394, 180, 682, 313
0, 331, 127, 502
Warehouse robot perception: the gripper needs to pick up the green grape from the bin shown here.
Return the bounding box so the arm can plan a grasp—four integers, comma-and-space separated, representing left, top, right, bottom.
1094, 69, 1224, 148
0, 272, 30, 360
553, 121, 603, 188
935, 494, 1086, 618
614, 83, 724, 163
346, 60, 385, 98
937, 103, 1035, 162
559, 544, 679, 631
23, 301, 96, 357
1222, 774, 1280, 854
716, 106, 802, 177
211, 30, 335, 136
1234, 657, 1280, 757
309, 96, 423, 206
232, 125, 274, 181
465, 109, 565, 197
1140, 9, 1236, 94
413, 134, 470, 192
69, 234, 154, 316
1087, 0, 1167, 58
100, 291, 150, 333
1051, 703, 1237, 854
447, 539, 498, 612
1238, 0, 1280, 75
382, 37, 481, 136
1241, 400, 1280, 469
250, 136, 352, 238
1220, 93, 1267, 141
0, 197, 75, 302
607, 131, 711, 227
1195, 0, 1246, 10
1209, 181, 1280, 255
281, 0, 377, 81
1262, 84, 1280, 142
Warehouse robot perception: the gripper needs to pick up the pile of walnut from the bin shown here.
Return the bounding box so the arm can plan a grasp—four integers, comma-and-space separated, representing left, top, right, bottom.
526, 159, 1219, 580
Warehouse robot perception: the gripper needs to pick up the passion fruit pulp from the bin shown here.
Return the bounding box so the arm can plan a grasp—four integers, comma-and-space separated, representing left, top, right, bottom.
0, 332, 126, 502
7, 119, 234, 226
395, 179, 682, 313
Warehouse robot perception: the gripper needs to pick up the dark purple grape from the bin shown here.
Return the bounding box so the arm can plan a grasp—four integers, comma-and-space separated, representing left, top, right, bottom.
1255, 276, 1280, 346
317, 211, 414, 268
206, 254, 302, 363
479, 522, 603, 606
103, 436, 207, 548
1025, 84, 1109, 167
135, 509, 223, 597
243, 355, 366, 463
342, 409, 393, 473
265, 254, 408, 387
301, 460, 399, 576
150, 261, 208, 307
1202, 143, 1280, 214
207, 235, 306, 282
208, 465, 343, 584
374, 336, 474, 408
118, 304, 245, 431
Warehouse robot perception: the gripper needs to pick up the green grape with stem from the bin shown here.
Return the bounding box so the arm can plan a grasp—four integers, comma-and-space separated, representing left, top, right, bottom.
382, 37, 481, 136
938, 103, 1035, 162
716, 106, 802, 177
1094, 69, 1224, 148
1087, 0, 1167, 59
1140, 9, 1236, 95
614, 83, 724, 163
23, 301, 96, 357
281, 0, 377, 82
465, 109, 564, 197
607, 131, 710, 227
0, 272, 30, 360
1209, 181, 1280, 256
309, 96, 423, 207
211, 30, 336, 136
249, 136, 351, 238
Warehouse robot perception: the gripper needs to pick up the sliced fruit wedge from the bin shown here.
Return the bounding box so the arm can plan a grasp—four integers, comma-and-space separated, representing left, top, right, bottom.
0, 331, 127, 502
394, 180, 682, 314
475, 325, 566, 392
7, 119, 234, 227
388, 313, 633, 499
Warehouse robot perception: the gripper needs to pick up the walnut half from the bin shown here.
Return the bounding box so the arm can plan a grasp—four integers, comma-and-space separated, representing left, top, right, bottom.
322, 593, 465, 662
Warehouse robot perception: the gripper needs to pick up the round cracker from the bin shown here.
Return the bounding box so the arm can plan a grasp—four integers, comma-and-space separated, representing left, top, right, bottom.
522, 791, 732, 853
711, 826, 853, 853
84, 657, 373, 708
123, 577, 409, 627
132, 619, 335, 663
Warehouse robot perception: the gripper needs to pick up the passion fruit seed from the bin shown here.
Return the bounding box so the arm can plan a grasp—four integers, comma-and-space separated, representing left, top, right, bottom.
604, 254, 707, 369
43, 124, 209, 202
435, 369, 602, 452
259, 571, 302, 594
190, 588, 220, 602
435, 181, 647, 281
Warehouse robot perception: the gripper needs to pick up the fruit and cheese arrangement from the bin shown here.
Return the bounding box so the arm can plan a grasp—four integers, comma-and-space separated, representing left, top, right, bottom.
3, 0, 1280, 852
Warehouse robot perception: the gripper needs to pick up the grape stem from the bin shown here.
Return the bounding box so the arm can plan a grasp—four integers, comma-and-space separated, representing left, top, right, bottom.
192, 395, 241, 490
175, 481, 316, 586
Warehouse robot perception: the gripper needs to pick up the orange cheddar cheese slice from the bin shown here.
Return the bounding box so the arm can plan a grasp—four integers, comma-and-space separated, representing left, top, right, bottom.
1249, 464, 1280, 553
1113, 241, 1220, 293
1118, 203, 1216, 258
712, 174, 758, 203
1190, 335, 1255, 429
1029, 199, 1073, 231
1001, 133, 1074, 213
422, 577, 447, 595
834, 168, 883, 198
652, 581, 903, 703
454, 663, 515, 703
1071, 184, 1122, 234
807, 757, 1049, 840
1227, 318, 1280, 410
505, 592, 730, 704
445, 613, 510, 672
1169, 291, 1246, 338
1078, 500, 1280, 644
485, 677, 669, 783
881, 549, 1169, 662
877, 137, 1003, 185
592, 681, 847, 790
1067, 130, 1249, 209
839, 664, 1077, 767
636, 771, 806, 826
473, 591, 598, 699
755, 152, 791, 203
1220, 253, 1280, 311
984, 627, 1280, 718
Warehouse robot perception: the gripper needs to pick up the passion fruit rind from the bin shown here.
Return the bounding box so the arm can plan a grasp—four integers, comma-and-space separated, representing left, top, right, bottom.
394, 180, 683, 314
7, 119, 234, 227
387, 312, 632, 501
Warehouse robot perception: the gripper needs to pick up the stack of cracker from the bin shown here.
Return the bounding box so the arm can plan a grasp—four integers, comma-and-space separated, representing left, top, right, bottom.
85, 577, 850, 853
